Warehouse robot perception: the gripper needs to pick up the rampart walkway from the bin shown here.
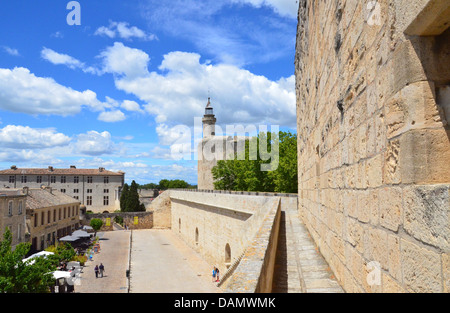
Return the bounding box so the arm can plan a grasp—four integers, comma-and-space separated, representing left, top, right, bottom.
75, 229, 221, 293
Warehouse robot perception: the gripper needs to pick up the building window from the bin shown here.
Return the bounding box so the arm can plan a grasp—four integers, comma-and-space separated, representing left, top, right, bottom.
64, 207, 66, 219
104, 176, 109, 184
74, 196, 79, 200
87, 189, 92, 193
21, 176, 27, 183
54, 209, 56, 222
59, 208, 61, 220
61, 189, 66, 193
87, 176, 93, 183
34, 213, 38, 227
87, 196, 92, 206
103, 196, 109, 206
74, 176, 79, 183
8, 201, 13, 216
47, 210, 51, 224
9, 176, 15, 183
50, 176, 56, 183
74, 189, 79, 193
18, 201, 22, 215
37, 175, 42, 184
104, 189, 109, 193
41, 211, 44, 225
61, 176, 66, 183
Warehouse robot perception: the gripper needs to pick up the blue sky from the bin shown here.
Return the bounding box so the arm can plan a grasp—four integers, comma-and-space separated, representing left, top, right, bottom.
0, 0, 298, 185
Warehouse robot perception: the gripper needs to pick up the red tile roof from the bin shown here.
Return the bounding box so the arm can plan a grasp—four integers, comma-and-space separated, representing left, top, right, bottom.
0, 167, 124, 176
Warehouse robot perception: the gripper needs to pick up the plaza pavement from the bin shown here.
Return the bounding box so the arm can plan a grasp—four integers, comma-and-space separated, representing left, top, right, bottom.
75, 229, 221, 293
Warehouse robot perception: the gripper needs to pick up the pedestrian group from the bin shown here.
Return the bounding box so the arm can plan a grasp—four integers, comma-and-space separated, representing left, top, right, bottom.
212, 267, 220, 283
94, 263, 105, 278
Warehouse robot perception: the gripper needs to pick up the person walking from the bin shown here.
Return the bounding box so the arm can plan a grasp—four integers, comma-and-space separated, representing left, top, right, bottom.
94, 265, 99, 278
99, 263, 105, 278
212, 267, 216, 282
216, 268, 220, 282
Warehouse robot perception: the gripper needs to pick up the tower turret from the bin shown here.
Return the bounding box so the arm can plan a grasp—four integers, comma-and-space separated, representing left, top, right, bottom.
202, 97, 216, 138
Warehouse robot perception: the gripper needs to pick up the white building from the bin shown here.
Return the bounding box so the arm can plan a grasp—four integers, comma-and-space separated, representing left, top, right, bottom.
0, 166, 124, 213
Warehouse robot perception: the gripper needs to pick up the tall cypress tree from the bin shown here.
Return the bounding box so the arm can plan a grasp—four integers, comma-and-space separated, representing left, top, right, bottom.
128, 180, 141, 212
120, 183, 130, 212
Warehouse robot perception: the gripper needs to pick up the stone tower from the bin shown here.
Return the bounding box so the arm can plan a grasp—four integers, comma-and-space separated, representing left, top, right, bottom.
198, 98, 218, 190
197, 97, 247, 190
202, 97, 216, 138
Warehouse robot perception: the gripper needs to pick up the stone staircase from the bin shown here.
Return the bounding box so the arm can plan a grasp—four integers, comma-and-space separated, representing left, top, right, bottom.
272, 206, 344, 293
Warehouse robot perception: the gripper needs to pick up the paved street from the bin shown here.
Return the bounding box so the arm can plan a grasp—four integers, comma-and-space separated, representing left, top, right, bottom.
75, 229, 221, 293
75, 231, 130, 293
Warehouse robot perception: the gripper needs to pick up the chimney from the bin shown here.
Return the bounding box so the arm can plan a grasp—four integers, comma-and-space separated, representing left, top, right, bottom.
11, 165, 17, 170
48, 166, 54, 172
70, 165, 76, 169
99, 167, 104, 172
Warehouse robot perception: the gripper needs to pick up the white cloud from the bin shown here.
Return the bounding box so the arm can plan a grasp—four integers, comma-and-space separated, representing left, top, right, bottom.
99, 42, 150, 78
121, 100, 144, 113
41, 47, 84, 69
0, 125, 70, 149
0, 67, 108, 115
74, 131, 116, 156
0, 149, 62, 164
94, 21, 157, 41
231, 0, 298, 18
97, 110, 127, 122
99, 46, 296, 127
41, 47, 99, 74
2, 46, 20, 56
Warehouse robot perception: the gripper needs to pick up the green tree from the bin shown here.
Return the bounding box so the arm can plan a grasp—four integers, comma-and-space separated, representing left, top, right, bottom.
212, 131, 297, 193
0, 228, 57, 293
271, 131, 298, 193
90, 218, 103, 237
158, 179, 170, 190
120, 183, 130, 211
128, 180, 141, 211
120, 181, 145, 212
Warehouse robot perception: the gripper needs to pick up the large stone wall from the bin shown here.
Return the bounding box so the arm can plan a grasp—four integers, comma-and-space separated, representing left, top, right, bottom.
169, 190, 298, 291
170, 190, 279, 272
295, 0, 450, 292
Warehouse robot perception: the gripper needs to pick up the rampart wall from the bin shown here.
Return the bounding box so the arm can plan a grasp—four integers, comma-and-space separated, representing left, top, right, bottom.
295, 0, 450, 292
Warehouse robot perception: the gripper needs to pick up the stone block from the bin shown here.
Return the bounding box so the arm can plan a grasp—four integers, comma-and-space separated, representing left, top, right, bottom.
365, 153, 383, 188
382, 272, 405, 293
379, 186, 403, 232
385, 81, 444, 139
403, 185, 449, 251
399, 128, 450, 184
390, 39, 427, 97
345, 217, 365, 253
387, 234, 402, 281
384, 138, 401, 185
357, 189, 371, 223
401, 239, 443, 293
443, 253, 450, 293
366, 227, 388, 271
